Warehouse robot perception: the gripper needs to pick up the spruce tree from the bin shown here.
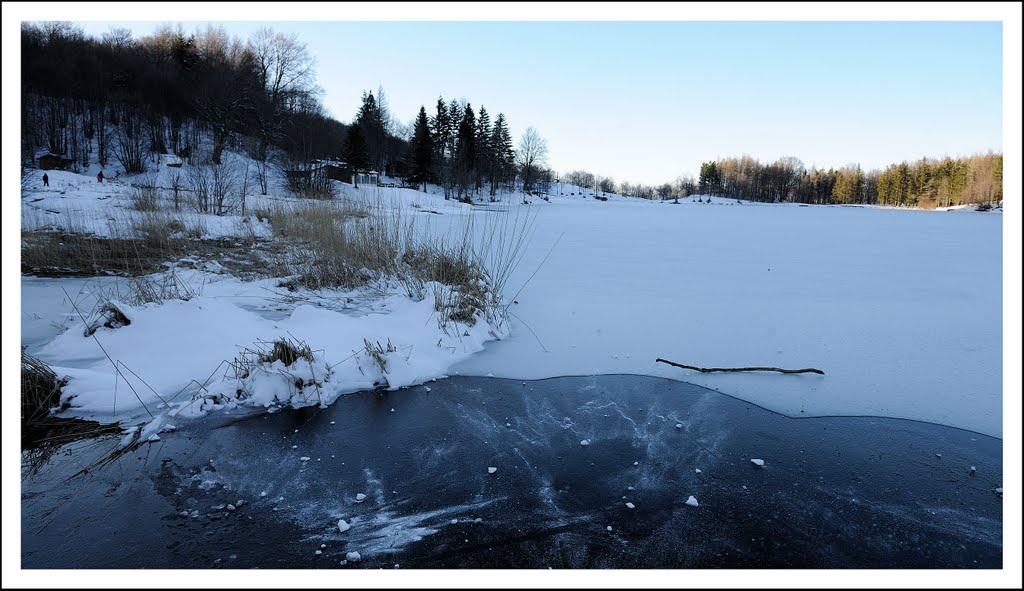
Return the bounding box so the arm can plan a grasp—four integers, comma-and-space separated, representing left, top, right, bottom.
454, 103, 476, 202
475, 105, 492, 193
489, 113, 514, 198
430, 97, 451, 196
343, 124, 370, 187
409, 106, 433, 190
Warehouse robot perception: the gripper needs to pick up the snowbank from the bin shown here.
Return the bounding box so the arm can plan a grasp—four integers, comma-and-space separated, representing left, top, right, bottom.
30, 271, 504, 420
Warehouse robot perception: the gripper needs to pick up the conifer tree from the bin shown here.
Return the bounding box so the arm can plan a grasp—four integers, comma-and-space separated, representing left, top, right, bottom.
454, 103, 476, 202
409, 105, 433, 190
343, 124, 370, 187
489, 113, 514, 198
474, 105, 492, 192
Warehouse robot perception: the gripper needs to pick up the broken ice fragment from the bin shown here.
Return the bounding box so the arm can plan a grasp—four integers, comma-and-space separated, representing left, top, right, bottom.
346, 551, 361, 562
686, 496, 699, 507
625, 502, 636, 509
487, 467, 497, 474
580, 439, 590, 446
355, 493, 367, 502
751, 459, 765, 467
338, 519, 350, 533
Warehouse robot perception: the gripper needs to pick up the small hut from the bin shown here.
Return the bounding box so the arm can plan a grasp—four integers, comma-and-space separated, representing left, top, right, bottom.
36, 151, 72, 171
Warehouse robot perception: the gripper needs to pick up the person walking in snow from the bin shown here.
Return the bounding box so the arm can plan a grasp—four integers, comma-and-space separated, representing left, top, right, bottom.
97, 170, 104, 183
42, 173, 48, 187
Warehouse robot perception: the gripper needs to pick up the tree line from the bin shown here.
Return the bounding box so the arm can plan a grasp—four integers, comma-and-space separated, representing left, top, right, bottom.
563, 152, 1001, 208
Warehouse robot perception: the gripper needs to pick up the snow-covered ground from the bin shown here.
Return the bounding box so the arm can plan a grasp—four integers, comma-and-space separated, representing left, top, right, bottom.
20, 166, 1003, 438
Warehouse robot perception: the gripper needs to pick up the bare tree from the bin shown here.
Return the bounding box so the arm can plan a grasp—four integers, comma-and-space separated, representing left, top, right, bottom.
249, 27, 317, 165
516, 127, 548, 194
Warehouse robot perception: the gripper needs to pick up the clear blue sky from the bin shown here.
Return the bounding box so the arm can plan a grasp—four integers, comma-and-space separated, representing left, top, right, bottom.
75, 21, 1002, 185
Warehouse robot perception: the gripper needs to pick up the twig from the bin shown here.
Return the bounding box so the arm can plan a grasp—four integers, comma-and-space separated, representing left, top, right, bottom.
60, 285, 155, 418
655, 358, 824, 375
504, 232, 564, 312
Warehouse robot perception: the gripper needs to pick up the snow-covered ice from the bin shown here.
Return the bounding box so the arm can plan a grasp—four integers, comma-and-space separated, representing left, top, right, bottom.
20, 170, 1003, 440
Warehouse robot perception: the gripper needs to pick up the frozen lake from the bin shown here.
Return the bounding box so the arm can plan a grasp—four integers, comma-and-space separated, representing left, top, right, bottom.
22, 375, 1002, 568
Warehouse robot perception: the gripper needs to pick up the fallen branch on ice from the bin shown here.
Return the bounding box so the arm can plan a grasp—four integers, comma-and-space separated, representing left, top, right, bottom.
655, 358, 825, 375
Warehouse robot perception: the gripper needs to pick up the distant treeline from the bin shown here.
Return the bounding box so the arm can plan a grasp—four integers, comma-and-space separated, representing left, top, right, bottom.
564, 152, 1002, 208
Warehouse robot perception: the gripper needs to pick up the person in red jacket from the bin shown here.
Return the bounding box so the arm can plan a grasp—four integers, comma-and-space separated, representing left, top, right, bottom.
97, 170, 104, 183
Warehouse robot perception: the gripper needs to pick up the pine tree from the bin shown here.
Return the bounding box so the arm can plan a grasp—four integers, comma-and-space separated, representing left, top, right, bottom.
474, 105, 492, 193
430, 97, 450, 197
454, 103, 476, 202
343, 124, 370, 187
409, 106, 433, 190
489, 113, 514, 198
355, 90, 387, 174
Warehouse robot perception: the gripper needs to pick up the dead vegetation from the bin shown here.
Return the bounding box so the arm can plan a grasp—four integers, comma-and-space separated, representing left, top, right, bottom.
259, 336, 315, 367
21, 350, 120, 460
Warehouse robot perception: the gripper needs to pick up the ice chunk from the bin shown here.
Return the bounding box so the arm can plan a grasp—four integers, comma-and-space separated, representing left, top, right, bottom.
580, 439, 590, 446
633, 461, 639, 466
315, 550, 322, 555
625, 502, 636, 509
675, 424, 683, 429
686, 496, 699, 507
695, 468, 702, 474
330, 421, 336, 425
487, 467, 497, 474
338, 519, 350, 533
607, 526, 613, 531
300, 456, 311, 461
355, 493, 367, 502
751, 459, 765, 467
346, 551, 361, 562
227, 504, 236, 511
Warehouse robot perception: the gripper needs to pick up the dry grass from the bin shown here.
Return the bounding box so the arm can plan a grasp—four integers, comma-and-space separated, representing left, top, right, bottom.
363, 338, 397, 373
258, 336, 315, 367
257, 195, 534, 330
21, 349, 67, 425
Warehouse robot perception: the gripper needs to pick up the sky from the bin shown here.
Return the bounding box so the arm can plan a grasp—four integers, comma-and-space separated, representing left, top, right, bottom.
67, 19, 1003, 185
